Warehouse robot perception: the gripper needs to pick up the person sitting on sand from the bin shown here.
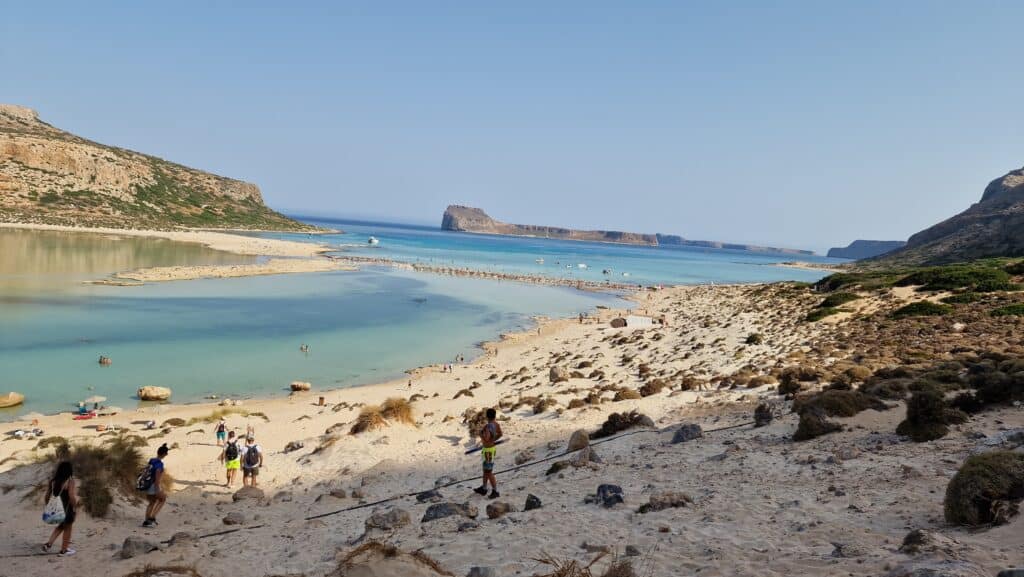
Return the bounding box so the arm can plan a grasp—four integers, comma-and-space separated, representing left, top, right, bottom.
142, 444, 169, 528
219, 431, 242, 487
215, 418, 227, 446
473, 408, 503, 499
241, 434, 263, 487
42, 461, 78, 556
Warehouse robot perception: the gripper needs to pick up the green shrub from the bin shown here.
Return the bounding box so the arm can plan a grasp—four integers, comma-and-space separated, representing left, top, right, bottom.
896, 389, 967, 442
974, 280, 1021, 293
744, 333, 764, 345
941, 292, 983, 304
792, 390, 888, 418
896, 265, 1011, 292
991, 304, 1024, 317
792, 406, 841, 441
806, 307, 841, 322
1004, 261, 1024, 275
819, 292, 860, 308
891, 301, 953, 319
944, 451, 1024, 526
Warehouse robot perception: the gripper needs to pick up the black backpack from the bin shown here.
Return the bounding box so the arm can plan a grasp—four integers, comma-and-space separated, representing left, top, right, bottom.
225, 441, 239, 461
136, 462, 155, 491
244, 445, 260, 468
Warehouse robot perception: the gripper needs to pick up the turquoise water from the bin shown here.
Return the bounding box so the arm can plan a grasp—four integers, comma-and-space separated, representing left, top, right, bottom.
266, 217, 838, 287
0, 219, 833, 420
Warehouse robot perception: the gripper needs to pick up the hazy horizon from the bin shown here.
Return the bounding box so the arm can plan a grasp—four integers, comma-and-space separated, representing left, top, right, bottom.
4, 2, 1022, 253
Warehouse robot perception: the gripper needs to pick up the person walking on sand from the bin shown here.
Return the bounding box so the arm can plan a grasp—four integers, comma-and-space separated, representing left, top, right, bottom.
241, 434, 263, 488
473, 408, 503, 499
141, 443, 169, 528
215, 418, 227, 446
42, 461, 78, 556
220, 431, 242, 487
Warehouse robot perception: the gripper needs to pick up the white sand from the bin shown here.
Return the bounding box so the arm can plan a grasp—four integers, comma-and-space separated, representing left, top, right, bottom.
1, 284, 1018, 576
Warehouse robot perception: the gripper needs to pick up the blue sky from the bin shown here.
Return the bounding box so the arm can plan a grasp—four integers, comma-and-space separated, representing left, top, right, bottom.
3, 2, 1022, 252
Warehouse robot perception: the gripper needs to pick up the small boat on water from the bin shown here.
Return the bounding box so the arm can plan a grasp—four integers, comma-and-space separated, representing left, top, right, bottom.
577, 263, 588, 269
621, 272, 631, 277
368, 236, 379, 245
535, 258, 544, 264
0, 392, 24, 408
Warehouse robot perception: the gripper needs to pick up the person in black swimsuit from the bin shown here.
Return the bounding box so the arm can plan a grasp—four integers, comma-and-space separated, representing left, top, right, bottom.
43, 461, 78, 556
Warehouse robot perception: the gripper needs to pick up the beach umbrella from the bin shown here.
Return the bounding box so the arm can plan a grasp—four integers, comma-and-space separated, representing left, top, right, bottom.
83, 395, 107, 405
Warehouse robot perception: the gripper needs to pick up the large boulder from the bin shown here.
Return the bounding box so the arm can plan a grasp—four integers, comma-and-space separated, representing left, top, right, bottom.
232, 486, 265, 502
120, 537, 159, 559
365, 507, 411, 531
137, 386, 172, 401
567, 429, 590, 451
421, 502, 478, 523
549, 366, 570, 383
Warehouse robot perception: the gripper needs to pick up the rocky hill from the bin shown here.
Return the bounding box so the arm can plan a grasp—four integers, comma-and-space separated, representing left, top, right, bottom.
827, 240, 906, 260
0, 104, 311, 230
873, 164, 1024, 265
442, 205, 814, 254
442, 205, 658, 245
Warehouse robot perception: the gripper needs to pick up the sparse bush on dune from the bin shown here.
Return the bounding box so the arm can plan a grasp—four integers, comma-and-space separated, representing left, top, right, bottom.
349, 405, 387, 435
792, 406, 841, 442
941, 292, 984, 304
380, 397, 415, 425
806, 307, 841, 322
41, 435, 144, 517
792, 390, 888, 418
590, 411, 652, 439
639, 379, 666, 397
896, 265, 1012, 292
534, 552, 635, 577
612, 388, 642, 401
896, 389, 967, 442
944, 451, 1024, 526
991, 304, 1024, 317
891, 301, 953, 319
818, 292, 860, 308
744, 333, 764, 345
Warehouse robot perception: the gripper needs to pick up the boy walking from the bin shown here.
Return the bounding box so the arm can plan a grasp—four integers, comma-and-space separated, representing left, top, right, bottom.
219, 431, 241, 487
473, 408, 502, 499
242, 435, 263, 487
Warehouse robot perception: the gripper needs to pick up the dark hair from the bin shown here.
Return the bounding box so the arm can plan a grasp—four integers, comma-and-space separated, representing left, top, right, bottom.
486, 408, 497, 420
157, 443, 169, 457
52, 461, 73, 494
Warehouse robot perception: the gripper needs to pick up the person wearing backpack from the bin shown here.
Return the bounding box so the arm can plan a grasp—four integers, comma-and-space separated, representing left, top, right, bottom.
241, 434, 263, 487
42, 461, 78, 556
141, 444, 169, 528
219, 431, 241, 487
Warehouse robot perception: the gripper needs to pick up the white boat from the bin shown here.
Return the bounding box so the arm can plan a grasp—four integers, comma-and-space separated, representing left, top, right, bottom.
367, 236, 379, 245
577, 263, 588, 269
621, 272, 631, 277
535, 258, 544, 264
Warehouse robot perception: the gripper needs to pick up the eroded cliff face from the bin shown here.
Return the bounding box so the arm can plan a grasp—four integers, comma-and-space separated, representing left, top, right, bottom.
0, 104, 309, 230
441, 205, 659, 245
874, 165, 1024, 265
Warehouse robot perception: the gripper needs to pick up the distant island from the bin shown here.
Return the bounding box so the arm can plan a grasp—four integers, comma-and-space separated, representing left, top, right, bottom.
0, 104, 311, 231
442, 205, 814, 255
827, 240, 906, 260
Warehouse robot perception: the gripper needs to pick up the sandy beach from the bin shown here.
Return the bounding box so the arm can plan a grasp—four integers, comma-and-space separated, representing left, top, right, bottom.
1, 281, 1019, 577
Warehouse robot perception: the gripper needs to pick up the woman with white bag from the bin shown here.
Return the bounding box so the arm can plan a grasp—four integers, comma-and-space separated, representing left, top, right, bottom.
41, 461, 78, 556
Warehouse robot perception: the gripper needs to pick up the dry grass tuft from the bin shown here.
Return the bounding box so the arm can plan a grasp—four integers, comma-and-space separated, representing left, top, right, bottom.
40, 435, 144, 517
334, 541, 454, 576
122, 565, 202, 577
349, 406, 387, 435
381, 397, 416, 425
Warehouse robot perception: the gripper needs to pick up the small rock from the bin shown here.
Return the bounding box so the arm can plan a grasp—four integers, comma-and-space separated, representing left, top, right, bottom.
571, 445, 602, 467
671, 424, 703, 444
232, 486, 265, 502
168, 532, 196, 547
568, 429, 590, 451
582, 542, 611, 553
832, 447, 861, 462
524, 494, 542, 511
283, 440, 304, 453
365, 507, 411, 531
351, 488, 366, 499
422, 502, 478, 523
638, 491, 692, 513
899, 529, 960, 556
329, 488, 348, 499
458, 520, 481, 532
596, 484, 624, 508
120, 537, 159, 559
486, 501, 513, 519
467, 568, 497, 577
831, 541, 870, 558
435, 475, 456, 488
885, 560, 988, 577
514, 449, 535, 465
550, 366, 570, 383
625, 545, 641, 557
222, 512, 246, 525
416, 489, 443, 503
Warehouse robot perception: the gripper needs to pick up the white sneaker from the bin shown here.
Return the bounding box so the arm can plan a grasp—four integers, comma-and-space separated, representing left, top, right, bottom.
60, 548, 76, 556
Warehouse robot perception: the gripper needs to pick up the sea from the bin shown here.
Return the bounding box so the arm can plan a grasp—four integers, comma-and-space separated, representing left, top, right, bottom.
0, 218, 840, 419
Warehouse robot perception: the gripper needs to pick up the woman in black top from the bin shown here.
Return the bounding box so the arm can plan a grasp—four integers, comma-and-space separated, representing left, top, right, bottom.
43, 461, 78, 556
